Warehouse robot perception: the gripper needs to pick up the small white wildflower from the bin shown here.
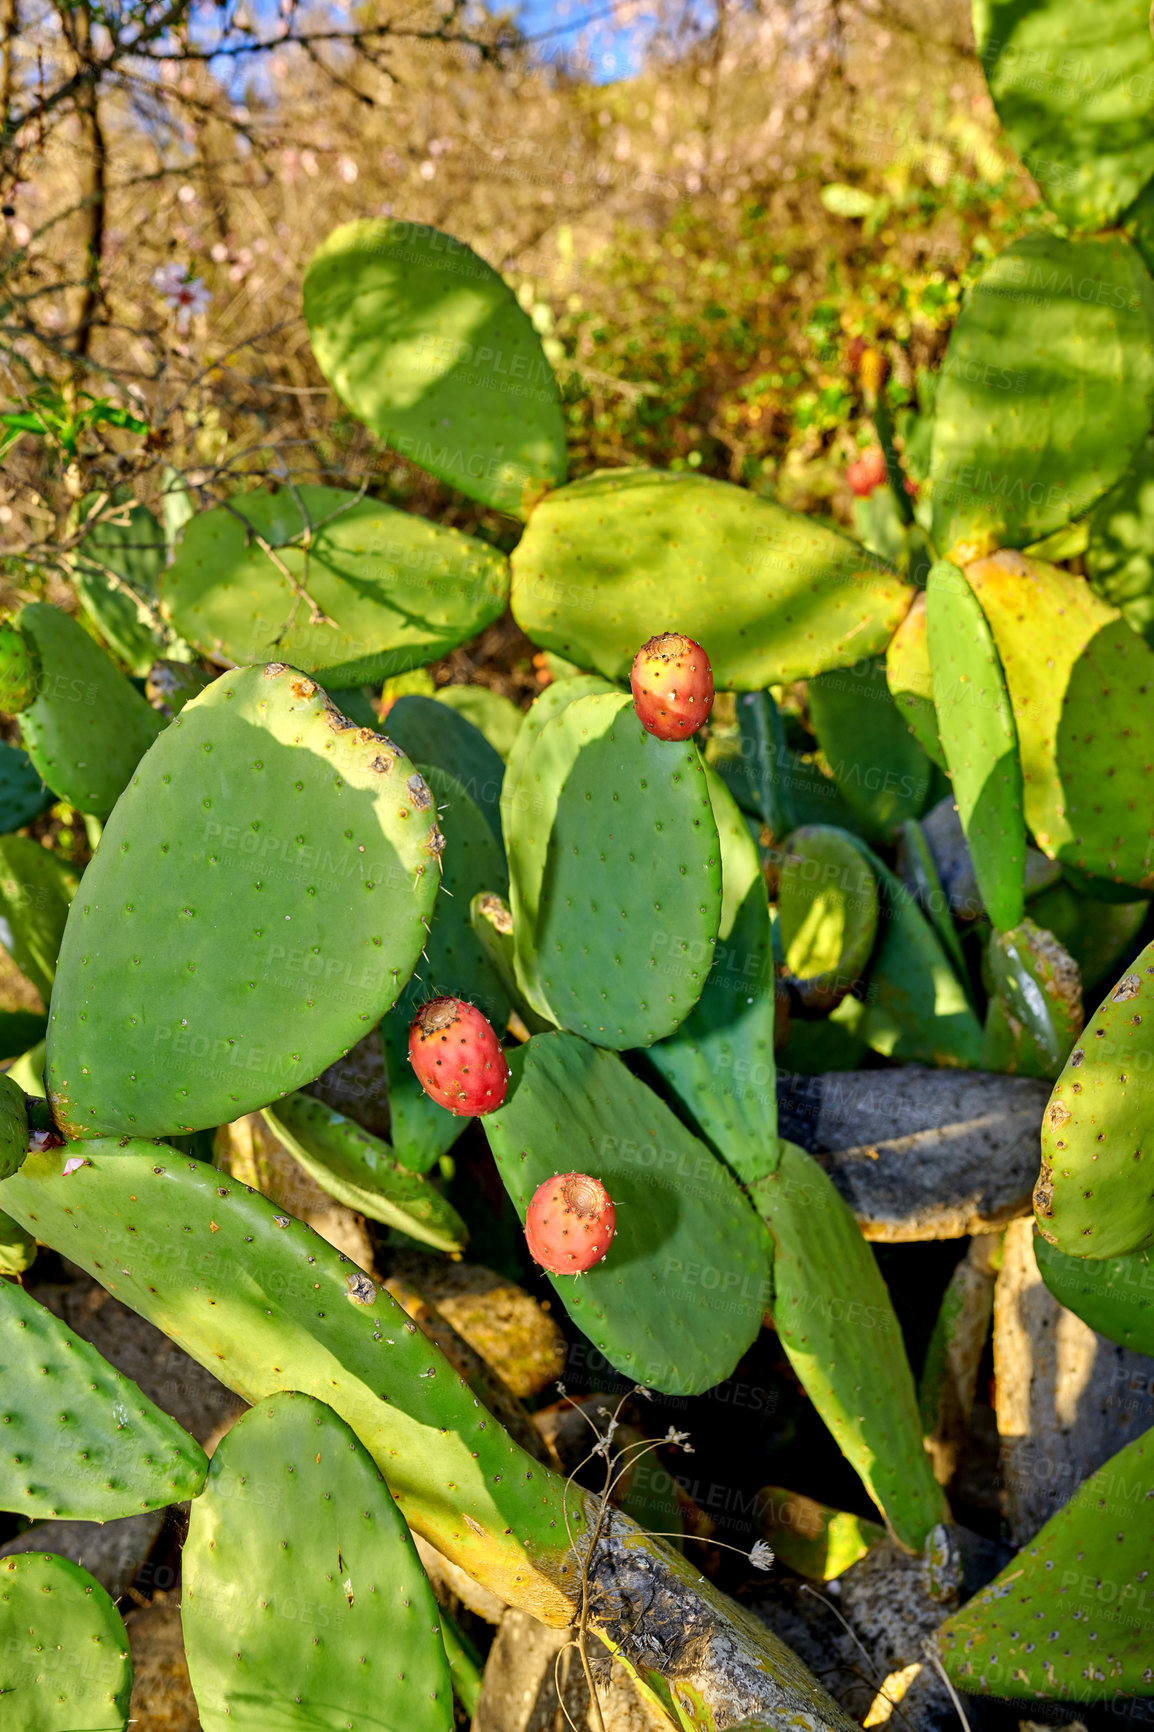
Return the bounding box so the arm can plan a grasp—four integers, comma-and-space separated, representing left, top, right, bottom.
663, 1427, 691, 1446
749, 1541, 774, 1572
152, 263, 211, 332
555, 1381, 568, 1397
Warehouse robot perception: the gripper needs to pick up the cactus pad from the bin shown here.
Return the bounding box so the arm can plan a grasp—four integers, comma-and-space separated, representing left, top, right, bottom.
385, 694, 508, 849
510, 468, 913, 689
16, 603, 164, 818
484, 1031, 770, 1394
930, 235, 1154, 556
964, 549, 1154, 888
982, 919, 1082, 1080
47, 664, 441, 1138
0, 836, 78, 1003
72, 496, 186, 676
646, 767, 777, 1181
504, 690, 721, 1048
926, 559, 1024, 931
264, 1092, 468, 1252
162, 485, 508, 685
806, 656, 933, 841
975, 0, 1154, 232
0, 1275, 207, 1519
0, 1552, 132, 1731
1035, 1232, 1154, 1357
0, 1071, 27, 1181
1086, 434, 1154, 644
182, 1390, 452, 1732
885, 592, 946, 768
938, 1426, 1154, 1697
304, 219, 566, 516
777, 825, 879, 1012
0, 741, 51, 833
756, 1142, 949, 1551
1035, 939, 1154, 1259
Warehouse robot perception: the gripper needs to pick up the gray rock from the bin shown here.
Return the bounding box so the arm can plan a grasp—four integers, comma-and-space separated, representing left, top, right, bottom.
778, 1065, 1050, 1239
910, 797, 1060, 920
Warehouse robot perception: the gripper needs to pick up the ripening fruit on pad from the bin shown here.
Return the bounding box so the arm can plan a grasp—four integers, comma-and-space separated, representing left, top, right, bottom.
630, 633, 714, 739
408, 996, 509, 1115
525, 1171, 616, 1274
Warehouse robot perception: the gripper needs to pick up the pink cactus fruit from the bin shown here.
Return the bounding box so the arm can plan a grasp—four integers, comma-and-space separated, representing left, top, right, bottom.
408, 997, 509, 1116
630, 633, 715, 740
525, 1172, 616, 1275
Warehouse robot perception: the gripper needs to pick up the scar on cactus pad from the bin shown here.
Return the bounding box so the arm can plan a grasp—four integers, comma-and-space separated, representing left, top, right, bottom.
630, 633, 715, 739
525, 1171, 616, 1274
408, 997, 509, 1116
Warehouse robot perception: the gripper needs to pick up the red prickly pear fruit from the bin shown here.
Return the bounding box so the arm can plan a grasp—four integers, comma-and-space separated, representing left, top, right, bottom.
847, 447, 889, 497
525, 1172, 616, 1275
408, 997, 509, 1116
630, 633, 714, 740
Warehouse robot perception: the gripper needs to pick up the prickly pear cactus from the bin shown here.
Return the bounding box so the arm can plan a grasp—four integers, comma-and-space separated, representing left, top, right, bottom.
47, 665, 440, 1138
0, 1205, 35, 1274
805, 656, 933, 841
1034, 1231, 1154, 1356
0, 618, 39, 713
385, 694, 508, 849
930, 235, 1154, 557
776, 826, 880, 1013
0, 1072, 27, 1181
0, 1145, 579, 1612
756, 1141, 949, 1552
0, 740, 52, 833
974, 0, 1154, 232
182, 1391, 453, 1732
71, 495, 187, 676
1035, 939, 1154, 1259
510, 468, 914, 689
0, 1552, 132, 1731
0, 836, 78, 1003
982, 918, 1082, 1080
504, 690, 722, 1048
926, 559, 1024, 931
14, 602, 164, 818
484, 1031, 771, 1395
162, 485, 509, 685
304, 219, 567, 516
938, 1424, 1154, 1697
264, 1092, 468, 1252
0, 1275, 207, 1519
646, 766, 777, 1180
885, 592, 945, 768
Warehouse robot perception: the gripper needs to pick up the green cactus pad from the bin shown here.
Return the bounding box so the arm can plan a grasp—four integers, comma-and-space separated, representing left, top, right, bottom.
927, 560, 1024, 932
379, 764, 513, 1171
1035, 1232, 1154, 1356
0, 837, 78, 1003
0, 1207, 35, 1273
884, 592, 946, 768
510, 468, 914, 689
0, 619, 40, 714
975, 0, 1154, 233
385, 694, 507, 849
485, 1031, 770, 1395
162, 485, 509, 685
965, 549, 1154, 888
72, 496, 189, 676
47, 664, 441, 1139
1086, 435, 1154, 644
938, 1426, 1154, 1697
0, 1072, 27, 1181
0, 1275, 207, 1519
732, 689, 795, 838
834, 835, 983, 1067
0, 1146, 580, 1606
806, 657, 933, 842
435, 685, 524, 760
898, 818, 972, 998
264, 1093, 467, 1252
0, 741, 51, 833
982, 919, 1082, 1080
504, 690, 721, 1048
1035, 939, 1154, 1259
182, 1390, 453, 1732
756, 1141, 948, 1551
754, 1486, 885, 1582
304, 219, 566, 517
777, 826, 879, 1013
0, 1552, 132, 1731
16, 603, 164, 818
930, 235, 1154, 556
1028, 882, 1148, 1000
646, 767, 777, 1182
